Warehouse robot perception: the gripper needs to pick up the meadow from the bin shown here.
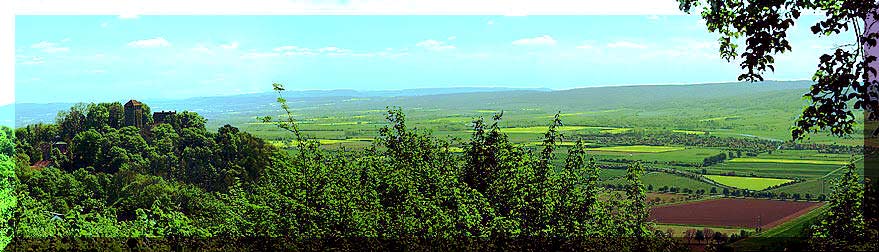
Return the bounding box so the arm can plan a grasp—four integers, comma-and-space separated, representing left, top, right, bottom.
729, 158, 851, 166
704, 175, 794, 191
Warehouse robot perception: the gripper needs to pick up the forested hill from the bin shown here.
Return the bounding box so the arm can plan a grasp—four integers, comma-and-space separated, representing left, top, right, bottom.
381, 80, 813, 111
9, 80, 813, 128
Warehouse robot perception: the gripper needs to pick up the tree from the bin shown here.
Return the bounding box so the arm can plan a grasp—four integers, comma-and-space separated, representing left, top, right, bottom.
107, 102, 124, 129
809, 164, 867, 250
85, 103, 110, 130
625, 161, 652, 246
0, 128, 17, 250
0, 127, 12, 157
695, 229, 705, 243
678, 0, 879, 140
57, 103, 88, 141
71, 129, 105, 170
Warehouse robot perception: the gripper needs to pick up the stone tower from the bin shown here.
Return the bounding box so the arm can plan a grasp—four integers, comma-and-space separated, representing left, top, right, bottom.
124, 99, 144, 128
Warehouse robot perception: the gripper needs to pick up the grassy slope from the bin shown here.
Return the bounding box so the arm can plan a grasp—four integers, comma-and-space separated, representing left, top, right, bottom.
729, 205, 827, 250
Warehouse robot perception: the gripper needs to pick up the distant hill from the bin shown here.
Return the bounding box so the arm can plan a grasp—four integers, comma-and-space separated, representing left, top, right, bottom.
10, 81, 812, 128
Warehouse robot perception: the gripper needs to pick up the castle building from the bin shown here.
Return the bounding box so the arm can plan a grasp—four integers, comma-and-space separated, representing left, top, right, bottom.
124, 99, 144, 128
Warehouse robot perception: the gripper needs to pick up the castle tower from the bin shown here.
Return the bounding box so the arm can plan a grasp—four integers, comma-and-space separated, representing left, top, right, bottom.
124, 99, 144, 128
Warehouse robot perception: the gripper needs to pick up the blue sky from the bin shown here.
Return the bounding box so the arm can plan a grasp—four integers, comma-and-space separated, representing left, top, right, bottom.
15, 15, 850, 104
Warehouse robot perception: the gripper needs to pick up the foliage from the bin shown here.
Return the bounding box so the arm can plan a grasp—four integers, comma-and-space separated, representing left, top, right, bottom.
809, 164, 869, 251
678, 0, 878, 140
4, 86, 694, 250
1, 126, 17, 250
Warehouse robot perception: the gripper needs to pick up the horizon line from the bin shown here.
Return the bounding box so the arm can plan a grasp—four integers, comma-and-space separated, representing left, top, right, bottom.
3, 78, 813, 106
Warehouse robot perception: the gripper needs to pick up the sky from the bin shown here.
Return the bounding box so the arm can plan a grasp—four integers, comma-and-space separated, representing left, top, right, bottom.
14, 15, 851, 104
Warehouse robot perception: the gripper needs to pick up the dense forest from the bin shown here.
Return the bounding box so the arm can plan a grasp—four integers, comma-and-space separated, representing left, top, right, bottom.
0, 84, 874, 251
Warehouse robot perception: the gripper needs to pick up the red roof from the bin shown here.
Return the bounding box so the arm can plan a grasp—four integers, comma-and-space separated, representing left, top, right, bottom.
125, 99, 142, 107
30, 160, 53, 170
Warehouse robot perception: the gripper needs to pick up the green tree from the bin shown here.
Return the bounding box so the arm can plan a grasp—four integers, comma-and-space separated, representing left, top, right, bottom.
809, 164, 867, 250
107, 102, 124, 129
625, 161, 652, 245
70, 129, 105, 170
85, 103, 110, 130
0, 128, 17, 250
57, 103, 88, 141
148, 124, 180, 179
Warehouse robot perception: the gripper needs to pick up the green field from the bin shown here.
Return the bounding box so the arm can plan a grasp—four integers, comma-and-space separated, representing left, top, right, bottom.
730, 205, 828, 250
708, 162, 841, 179
729, 158, 850, 166
603, 172, 717, 192
502, 125, 602, 133
590, 145, 685, 153
704, 175, 794, 191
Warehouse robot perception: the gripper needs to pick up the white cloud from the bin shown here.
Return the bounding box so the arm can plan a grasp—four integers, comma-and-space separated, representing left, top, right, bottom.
416, 39, 456, 51
607, 41, 647, 49
192, 44, 213, 54
447, 36, 457, 41
241, 52, 280, 59
127, 37, 171, 48
87, 69, 107, 74
284, 51, 317, 56
576, 42, 595, 49
318, 46, 351, 53
100, 22, 109, 28
511, 35, 557, 46
487, 20, 495, 25
61, 38, 71, 42
220, 41, 239, 50
274, 45, 317, 55
648, 15, 660, 20
274, 45, 306, 52
30, 41, 69, 53
42, 47, 70, 53
20, 56, 45, 65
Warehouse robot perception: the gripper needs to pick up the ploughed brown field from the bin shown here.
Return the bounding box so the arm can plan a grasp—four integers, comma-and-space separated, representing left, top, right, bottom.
649, 198, 823, 229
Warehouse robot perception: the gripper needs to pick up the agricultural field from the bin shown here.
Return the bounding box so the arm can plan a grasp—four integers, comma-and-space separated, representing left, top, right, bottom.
589, 145, 685, 153
649, 198, 823, 229
591, 147, 723, 164
704, 175, 794, 191
707, 162, 842, 179
728, 158, 850, 166
602, 172, 718, 193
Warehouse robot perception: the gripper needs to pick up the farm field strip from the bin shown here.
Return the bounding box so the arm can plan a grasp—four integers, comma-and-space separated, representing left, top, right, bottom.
590, 145, 685, 153
650, 198, 822, 229
704, 175, 794, 191
672, 130, 706, 135
729, 158, 849, 165
501, 125, 606, 133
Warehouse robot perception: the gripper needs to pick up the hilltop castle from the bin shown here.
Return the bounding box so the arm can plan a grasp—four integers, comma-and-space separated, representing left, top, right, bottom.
124, 100, 145, 128
32, 99, 177, 170
123, 99, 176, 128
